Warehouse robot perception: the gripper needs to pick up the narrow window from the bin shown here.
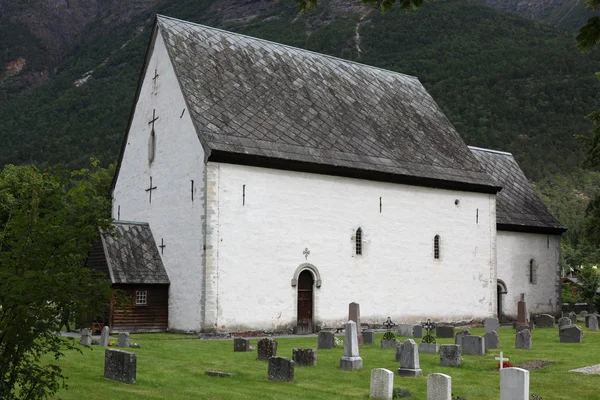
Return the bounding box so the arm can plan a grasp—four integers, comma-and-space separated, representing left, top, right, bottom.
136, 290, 147, 305
434, 235, 440, 259
529, 259, 534, 284
355, 228, 362, 255
547, 236, 550, 249
148, 129, 156, 165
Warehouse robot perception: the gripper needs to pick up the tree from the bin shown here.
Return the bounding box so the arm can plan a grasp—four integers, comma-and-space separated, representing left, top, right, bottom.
296, 0, 424, 13
0, 161, 113, 399
577, 265, 600, 312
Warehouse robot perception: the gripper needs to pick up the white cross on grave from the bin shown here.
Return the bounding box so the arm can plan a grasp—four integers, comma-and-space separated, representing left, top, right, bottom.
495, 352, 509, 369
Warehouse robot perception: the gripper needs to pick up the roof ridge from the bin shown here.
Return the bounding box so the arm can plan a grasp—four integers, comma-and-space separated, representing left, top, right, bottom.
156, 14, 419, 82
468, 146, 512, 156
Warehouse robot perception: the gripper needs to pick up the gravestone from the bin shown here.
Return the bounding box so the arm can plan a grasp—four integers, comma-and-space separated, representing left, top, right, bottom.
419, 343, 439, 354
588, 316, 599, 331
397, 324, 415, 337
370, 368, 394, 400
318, 331, 334, 349
257, 338, 278, 361
397, 339, 422, 377
515, 329, 532, 350
395, 344, 402, 362
413, 325, 423, 338
462, 336, 485, 355
516, 294, 528, 332
484, 331, 499, 349
349, 302, 364, 346
558, 317, 571, 328
104, 348, 136, 384
516, 324, 529, 333
80, 328, 92, 346
500, 367, 529, 400
292, 348, 317, 366
484, 318, 499, 334
234, 338, 250, 352
381, 338, 397, 349
585, 314, 599, 328
268, 356, 294, 382
118, 332, 130, 348
454, 329, 470, 346
580, 310, 588, 318
568, 311, 577, 325
535, 314, 555, 328
436, 325, 454, 338
340, 320, 363, 370
363, 330, 375, 345
427, 373, 452, 400
100, 326, 110, 347
559, 325, 583, 343
439, 344, 461, 367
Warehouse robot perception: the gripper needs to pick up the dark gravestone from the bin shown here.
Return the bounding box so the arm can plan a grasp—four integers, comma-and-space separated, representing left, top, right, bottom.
462, 336, 485, 355
516, 324, 529, 333
439, 344, 461, 367
318, 331, 334, 349
257, 338, 278, 361
558, 317, 571, 328
206, 370, 236, 377
413, 325, 423, 338
363, 330, 375, 345
517, 296, 528, 326
568, 311, 577, 325
455, 329, 470, 346
560, 325, 583, 343
484, 331, 499, 349
292, 348, 317, 366
535, 314, 555, 328
234, 338, 250, 352
268, 356, 294, 381
515, 329, 532, 350
436, 325, 454, 338
104, 348, 136, 384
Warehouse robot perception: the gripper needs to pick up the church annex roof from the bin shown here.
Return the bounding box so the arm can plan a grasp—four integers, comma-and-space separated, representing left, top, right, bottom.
468, 146, 566, 234
154, 15, 501, 193
100, 221, 170, 285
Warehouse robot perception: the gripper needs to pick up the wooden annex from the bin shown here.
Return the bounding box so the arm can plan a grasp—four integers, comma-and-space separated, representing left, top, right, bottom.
85, 221, 170, 333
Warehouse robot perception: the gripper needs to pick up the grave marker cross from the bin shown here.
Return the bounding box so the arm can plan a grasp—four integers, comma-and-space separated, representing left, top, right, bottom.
421, 319, 436, 343
495, 351, 509, 369
382, 317, 396, 340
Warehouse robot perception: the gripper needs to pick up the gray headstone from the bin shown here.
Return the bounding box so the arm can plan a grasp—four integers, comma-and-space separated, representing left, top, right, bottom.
318, 331, 334, 349
363, 330, 375, 345
439, 344, 461, 367
535, 314, 555, 328
484, 330, 499, 349
559, 325, 583, 343
413, 325, 423, 338
397, 339, 422, 377
100, 326, 110, 347
558, 317, 571, 328
580, 310, 588, 317
427, 373, 452, 400
500, 367, 529, 400
292, 348, 317, 366
397, 324, 414, 337
454, 329, 470, 346
348, 303, 363, 346
257, 338, 278, 361
118, 332, 130, 348
588, 316, 598, 331
436, 325, 454, 338
462, 335, 485, 355
234, 338, 250, 352
80, 328, 91, 346
419, 342, 439, 354
370, 368, 394, 400
568, 311, 577, 325
515, 329, 532, 350
381, 339, 397, 349
205, 370, 236, 377
395, 344, 402, 362
268, 356, 294, 381
484, 318, 499, 334
340, 320, 363, 370
104, 348, 136, 384
585, 314, 599, 328
516, 324, 529, 333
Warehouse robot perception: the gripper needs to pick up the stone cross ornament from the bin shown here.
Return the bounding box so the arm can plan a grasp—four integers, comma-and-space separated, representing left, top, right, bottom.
382, 317, 396, 340
421, 319, 436, 343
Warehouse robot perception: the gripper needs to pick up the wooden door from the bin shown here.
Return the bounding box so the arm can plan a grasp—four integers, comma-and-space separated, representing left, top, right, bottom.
297, 270, 314, 334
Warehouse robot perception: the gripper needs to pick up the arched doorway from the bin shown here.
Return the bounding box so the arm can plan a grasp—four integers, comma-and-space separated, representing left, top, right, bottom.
297, 270, 314, 334
497, 280, 508, 321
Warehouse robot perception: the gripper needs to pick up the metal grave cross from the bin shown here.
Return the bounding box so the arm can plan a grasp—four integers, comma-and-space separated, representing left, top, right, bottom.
148, 109, 159, 130
303, 248, 310, 260
382, 317, 397, 340
159, 238, 166, 255
421, 319, 436, 343
145, 176, 157, 203
495, 352, 509, 369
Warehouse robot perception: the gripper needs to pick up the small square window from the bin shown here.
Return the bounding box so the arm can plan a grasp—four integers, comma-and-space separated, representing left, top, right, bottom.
136, 290, 147, 305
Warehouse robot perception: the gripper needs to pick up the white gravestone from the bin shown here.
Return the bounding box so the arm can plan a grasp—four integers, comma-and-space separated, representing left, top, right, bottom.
100, 326, 110, 347
340, 321, 363, 370
500, 367, 529, 400
427, 373, 452, 400
80, 328, 92, 346
370, 368, 394, 400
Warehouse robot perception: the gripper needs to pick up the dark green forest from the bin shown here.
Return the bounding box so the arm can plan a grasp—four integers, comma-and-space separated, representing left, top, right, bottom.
1, 0, 599, 267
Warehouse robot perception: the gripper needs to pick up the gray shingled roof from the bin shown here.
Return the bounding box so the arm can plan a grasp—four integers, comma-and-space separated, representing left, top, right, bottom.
101, 221, 170, 284
155, 15, 500, 192
469, 147, 566, 234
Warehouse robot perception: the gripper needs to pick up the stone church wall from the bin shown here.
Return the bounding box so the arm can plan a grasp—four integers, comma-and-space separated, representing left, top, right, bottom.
497, 231, 561, 319
112, 29, 206, 332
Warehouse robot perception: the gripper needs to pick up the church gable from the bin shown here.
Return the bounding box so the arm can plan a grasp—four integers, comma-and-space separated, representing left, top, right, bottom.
156, 15, 500, 193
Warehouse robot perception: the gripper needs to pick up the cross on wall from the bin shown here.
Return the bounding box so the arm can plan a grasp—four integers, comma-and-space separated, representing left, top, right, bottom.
148, 109, 159, 130
159, 238, 166, 255
145, 176, 157, 203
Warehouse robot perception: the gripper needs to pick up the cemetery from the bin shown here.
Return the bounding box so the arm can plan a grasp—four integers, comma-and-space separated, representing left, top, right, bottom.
49, 311, 600, 399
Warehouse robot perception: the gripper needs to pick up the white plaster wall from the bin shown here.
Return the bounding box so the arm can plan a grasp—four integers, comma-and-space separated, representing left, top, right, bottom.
204, 162, 498, 331
112, 28, 205, 331
497, 231, 561, 319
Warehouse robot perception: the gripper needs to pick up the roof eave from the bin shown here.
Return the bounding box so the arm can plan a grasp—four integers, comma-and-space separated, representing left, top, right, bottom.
497, 223, 568, 235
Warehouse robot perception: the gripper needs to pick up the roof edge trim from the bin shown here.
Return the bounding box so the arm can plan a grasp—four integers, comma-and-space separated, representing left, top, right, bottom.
468, 146, 512, 156
497, 223, 567, 235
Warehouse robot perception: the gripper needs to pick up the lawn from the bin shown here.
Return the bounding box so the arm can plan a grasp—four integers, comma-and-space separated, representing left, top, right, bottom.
52, 324, 599, 399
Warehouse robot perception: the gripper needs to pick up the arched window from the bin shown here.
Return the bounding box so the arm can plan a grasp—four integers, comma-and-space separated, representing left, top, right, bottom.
434, 235, 440, 259
355, 228, 362, 255
529, 259, 535, 284
148, 129, 156, 165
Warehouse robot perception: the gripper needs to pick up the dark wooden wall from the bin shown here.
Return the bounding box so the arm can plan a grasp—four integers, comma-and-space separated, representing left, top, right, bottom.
111, 284, 169, 333
85, 241, 110, 278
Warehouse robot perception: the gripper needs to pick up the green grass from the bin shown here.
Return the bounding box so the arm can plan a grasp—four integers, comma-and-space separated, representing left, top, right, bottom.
52, 325, 599, 399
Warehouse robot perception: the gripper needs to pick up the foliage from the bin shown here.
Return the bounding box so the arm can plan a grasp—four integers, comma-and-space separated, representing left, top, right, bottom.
297, 0, 424, 13
382, 331, 396, 340
392, 387, 413, 399
576, 1, 600, 50
561, 282, 581, 305
0, 162, 113, 399
593, 294, 600, 312
577, 265, 600, 307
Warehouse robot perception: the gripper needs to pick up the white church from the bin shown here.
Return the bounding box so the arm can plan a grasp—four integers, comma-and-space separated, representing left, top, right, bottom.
107, 15, 566, 333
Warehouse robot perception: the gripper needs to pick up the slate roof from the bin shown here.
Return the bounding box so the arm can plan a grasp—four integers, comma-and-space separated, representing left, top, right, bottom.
154, 15, 500, 193
469, 147, 566, 234
100, 221, 170, 285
